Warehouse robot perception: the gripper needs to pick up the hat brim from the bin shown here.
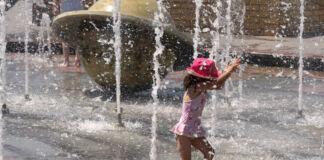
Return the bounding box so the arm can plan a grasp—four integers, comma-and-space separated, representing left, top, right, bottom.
186, 68, 220, 80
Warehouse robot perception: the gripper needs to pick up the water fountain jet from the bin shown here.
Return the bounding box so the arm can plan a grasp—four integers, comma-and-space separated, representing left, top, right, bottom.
193, 0, 202, 59
42, 13, 52, 57
209, 0, 222, 137
112, 0, 123, 127
150, 0, 166, 158
297, 0, 305, 118
0, 1, 6, 159
0, 0, 8, 118
24, 0, 31, 101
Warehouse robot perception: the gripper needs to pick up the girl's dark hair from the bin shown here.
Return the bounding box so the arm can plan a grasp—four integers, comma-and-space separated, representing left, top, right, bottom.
183, 74, 210, 90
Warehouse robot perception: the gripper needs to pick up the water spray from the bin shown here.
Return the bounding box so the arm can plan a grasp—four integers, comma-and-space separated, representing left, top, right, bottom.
38, 19, 45, 55
112, 0, 123, 127
238, 1, 246, 100
193, 0, 202, 59
24, 0, 31, 101
43, 13, 52, 57
209, 0, 222, 137
224, 0, 232, 106
0, 1, 6, 159
0, 0, 8, 116
150, 1, 165, 159
321, 136, 324, 150
0, 0, 9, 115
297, 0, 305, 118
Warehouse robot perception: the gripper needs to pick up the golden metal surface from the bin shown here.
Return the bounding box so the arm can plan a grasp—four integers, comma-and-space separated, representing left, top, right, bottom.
89, 0, 158, 21
52, 0, 194, 90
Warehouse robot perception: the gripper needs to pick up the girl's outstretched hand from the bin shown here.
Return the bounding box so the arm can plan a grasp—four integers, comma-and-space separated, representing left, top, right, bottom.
231, 56, 242, 71
224, 56, 242, 73
213, 56, 241, 90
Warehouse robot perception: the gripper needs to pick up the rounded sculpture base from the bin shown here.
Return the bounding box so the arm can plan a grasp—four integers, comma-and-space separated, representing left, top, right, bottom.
53, 11, 194, 91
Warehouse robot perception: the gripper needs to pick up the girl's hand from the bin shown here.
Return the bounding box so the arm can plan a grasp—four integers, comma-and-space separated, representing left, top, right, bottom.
231, 56, 242, 71
212, 56, 242, 91
224, 56, 241, 73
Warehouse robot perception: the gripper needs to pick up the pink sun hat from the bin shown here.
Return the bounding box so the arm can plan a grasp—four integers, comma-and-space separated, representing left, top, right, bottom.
187, 58, 221, 79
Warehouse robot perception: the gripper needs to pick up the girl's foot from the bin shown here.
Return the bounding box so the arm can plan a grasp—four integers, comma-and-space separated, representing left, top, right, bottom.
59, 61, 70, 67
74, 60, 80, 67
74, 52, 81, 67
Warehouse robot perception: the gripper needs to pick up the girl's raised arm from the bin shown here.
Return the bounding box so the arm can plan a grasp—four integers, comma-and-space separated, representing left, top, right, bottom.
197, 56, 241, 92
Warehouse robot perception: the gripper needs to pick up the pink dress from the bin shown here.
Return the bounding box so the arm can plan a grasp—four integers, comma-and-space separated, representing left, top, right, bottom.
172, 92, 208, 138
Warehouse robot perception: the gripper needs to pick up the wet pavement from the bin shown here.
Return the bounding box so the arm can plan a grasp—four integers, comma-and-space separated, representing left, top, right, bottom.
1, 53, 324, 160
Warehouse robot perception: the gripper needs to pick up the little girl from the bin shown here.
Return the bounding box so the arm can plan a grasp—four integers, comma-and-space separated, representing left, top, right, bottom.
172, 56, 241, 160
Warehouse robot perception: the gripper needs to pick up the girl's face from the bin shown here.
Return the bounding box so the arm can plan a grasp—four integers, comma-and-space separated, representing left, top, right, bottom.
197, 78, 211, 87
184, 74, 211, 89
196, 77, 210, 83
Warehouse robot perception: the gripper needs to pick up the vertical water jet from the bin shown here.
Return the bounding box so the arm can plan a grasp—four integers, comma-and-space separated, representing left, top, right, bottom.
0, 1, 6, 158
0, 0, 7, 107
24, 0, 31, 101
238, 1, 246, 100
224, 0, 232, 105
209, 0, 222, 137
297, 0, 305, 118
112, 0, 123, 127
150, 0, 165, 158
38, 18, 45, 55
193, 0, 202, 59
43, 13, 52, 57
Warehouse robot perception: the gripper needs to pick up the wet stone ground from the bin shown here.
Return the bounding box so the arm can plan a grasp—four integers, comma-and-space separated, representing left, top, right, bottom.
1, 54, 324, 160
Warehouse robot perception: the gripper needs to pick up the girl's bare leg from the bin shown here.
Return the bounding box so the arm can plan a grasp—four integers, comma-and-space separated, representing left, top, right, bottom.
192, 137, 214, 160
74, 49, 80, 67
60, 43, 70, 67
176, 135, 192, 160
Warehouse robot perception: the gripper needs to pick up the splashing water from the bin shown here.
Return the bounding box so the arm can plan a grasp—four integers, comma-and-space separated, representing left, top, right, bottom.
43, 13, 52, 57
193, 0, 202, 59
34, 0, 47, 56
150, 1, 165, 159
24, 0, 32, 99
274, 2, 292, 52
0, 1, 6, 159
224, 0, 232, 104
112, 0, 122, 119
70, 120, 143, 133
38, 17, 45, 55
210, 1, 221, 62
225, 0, 232, 63
298, 0, 305, 117
208, 0, 222, 137
0, 0, 6, 104
238, 1, 246, 100
38, 13, 51, 60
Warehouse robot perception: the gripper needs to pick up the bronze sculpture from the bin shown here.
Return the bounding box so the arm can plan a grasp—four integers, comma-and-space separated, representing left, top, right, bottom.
52, 0, 194, 91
